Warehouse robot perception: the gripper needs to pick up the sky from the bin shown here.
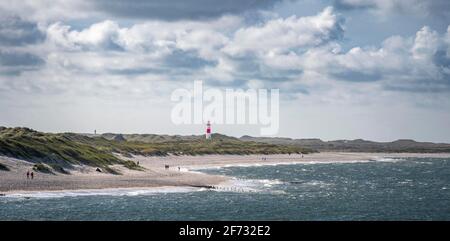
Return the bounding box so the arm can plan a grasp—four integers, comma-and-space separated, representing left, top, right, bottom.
0, 0, 450, 142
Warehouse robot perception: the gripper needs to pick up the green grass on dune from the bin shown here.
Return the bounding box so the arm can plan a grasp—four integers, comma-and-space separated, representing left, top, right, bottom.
0, 128, 126, 174
96, 133, 315, 156
32, 163, 54, 174
0, 127, 315, 174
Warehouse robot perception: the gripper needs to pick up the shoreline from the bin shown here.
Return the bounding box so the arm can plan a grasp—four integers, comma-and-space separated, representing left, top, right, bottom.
2, 152, 450, 196
131, 152, 450, 170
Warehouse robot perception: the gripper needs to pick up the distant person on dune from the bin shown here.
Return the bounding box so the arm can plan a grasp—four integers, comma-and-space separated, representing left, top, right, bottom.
31, 172, 34, 179
26, 171, 30, 179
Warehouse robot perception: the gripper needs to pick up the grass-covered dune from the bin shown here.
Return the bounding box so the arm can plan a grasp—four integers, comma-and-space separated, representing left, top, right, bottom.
0, 127, 140, 174
240, 136, 450, 153
0, 127, 315, 174
97, 132, 314, 156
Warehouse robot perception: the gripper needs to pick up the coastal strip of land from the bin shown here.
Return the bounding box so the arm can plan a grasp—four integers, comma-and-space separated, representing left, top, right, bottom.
2, 152, 450, 195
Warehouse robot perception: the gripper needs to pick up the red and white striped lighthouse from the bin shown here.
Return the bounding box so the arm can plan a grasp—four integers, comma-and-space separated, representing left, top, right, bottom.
206, 121, 211, 139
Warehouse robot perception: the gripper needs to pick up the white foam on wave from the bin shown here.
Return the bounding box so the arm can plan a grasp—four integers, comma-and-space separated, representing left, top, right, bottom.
210, 178, 286, 194
188, 157, 406, 171
302, 180, 332, 187
3, 186, 201, 199
373, 157, 406, 163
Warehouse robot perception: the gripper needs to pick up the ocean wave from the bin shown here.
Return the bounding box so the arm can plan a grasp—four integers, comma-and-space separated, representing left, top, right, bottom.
209, 178, 286, 194
2, 186, 201, 199
373, 157, 406, 163
188, 157, 406, 171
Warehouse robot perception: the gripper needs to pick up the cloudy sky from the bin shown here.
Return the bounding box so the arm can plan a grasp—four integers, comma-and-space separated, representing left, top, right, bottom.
1, 0, 450, 142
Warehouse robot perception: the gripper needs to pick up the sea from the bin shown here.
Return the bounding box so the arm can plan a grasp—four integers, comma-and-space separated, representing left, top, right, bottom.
1, 157, 450, 220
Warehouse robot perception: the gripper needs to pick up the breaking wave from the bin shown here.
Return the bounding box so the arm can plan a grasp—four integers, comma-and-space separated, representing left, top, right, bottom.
3, 186, 201, 199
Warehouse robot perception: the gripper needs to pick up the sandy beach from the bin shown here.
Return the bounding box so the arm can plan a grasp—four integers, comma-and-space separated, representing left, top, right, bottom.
1, 152, 450, 195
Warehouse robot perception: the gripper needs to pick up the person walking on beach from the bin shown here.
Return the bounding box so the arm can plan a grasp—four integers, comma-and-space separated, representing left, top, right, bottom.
30, 171, 34, 179
178, 166, 181, 171
26, 171, 30, 179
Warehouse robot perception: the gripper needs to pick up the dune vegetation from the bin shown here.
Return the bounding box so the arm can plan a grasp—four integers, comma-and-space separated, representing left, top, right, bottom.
0, 127, 314, 174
